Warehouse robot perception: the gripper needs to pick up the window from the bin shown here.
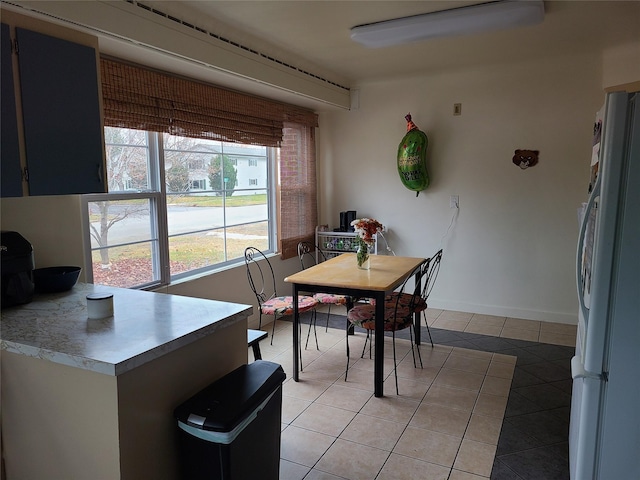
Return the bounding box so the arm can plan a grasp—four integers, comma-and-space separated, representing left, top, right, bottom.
188, 158, 206, 170
191, 179, 206, 190
83, 127, 273, 289
86, 57, 318, 289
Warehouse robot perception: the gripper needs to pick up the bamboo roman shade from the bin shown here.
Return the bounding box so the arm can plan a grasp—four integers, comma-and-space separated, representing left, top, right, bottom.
279, 123, 318, 259
100, 57, 318, 147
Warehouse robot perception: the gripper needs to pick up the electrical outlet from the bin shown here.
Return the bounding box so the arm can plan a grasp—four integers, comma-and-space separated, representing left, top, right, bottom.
450, 195, 459, 208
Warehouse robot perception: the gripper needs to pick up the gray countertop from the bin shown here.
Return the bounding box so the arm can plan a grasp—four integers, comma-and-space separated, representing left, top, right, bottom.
0, 283, 252, 376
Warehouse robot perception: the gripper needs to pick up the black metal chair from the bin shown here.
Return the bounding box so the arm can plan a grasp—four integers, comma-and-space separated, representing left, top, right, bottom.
366, 249, 442, 348
244, 247, 318, 345
345, 258, 432, 395
297, 241, 351, 337
418, 249, 443, 340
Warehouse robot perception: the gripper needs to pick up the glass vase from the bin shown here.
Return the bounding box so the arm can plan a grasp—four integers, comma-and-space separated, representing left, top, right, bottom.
356, 242, 371, 270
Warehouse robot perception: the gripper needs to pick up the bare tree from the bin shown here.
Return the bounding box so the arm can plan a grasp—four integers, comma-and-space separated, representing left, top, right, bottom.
91, 128, 149, 267
93, 130, 220, 268
88, 201, 147, 267
105, 128, 148, 191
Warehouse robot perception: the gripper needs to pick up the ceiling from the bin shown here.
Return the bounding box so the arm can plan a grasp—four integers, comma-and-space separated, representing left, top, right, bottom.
140, 0, 640, 87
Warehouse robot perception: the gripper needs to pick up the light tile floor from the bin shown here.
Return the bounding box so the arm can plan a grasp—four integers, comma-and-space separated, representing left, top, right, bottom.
258, 308, 530, 480
426, 309, 577, 347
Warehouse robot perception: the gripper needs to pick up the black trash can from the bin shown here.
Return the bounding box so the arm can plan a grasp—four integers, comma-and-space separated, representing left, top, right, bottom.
174, 360, 286, 480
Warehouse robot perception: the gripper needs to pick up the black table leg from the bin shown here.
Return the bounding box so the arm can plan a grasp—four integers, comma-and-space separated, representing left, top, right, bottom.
414, 268, 422, 345
293, 284, 300, 381
374, 290, 385, 397
252, 343, 262, 360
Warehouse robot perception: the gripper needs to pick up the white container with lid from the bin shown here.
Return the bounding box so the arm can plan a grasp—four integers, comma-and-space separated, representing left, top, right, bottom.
86, 293, 114, 319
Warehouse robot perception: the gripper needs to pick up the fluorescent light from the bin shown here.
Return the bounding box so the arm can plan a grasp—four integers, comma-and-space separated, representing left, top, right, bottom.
351, 0, 545, 48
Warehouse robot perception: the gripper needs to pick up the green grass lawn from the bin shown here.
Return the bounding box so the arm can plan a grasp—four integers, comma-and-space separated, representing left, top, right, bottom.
167, 193, 266, 207
90, 194, 270, 287
92, 221, 268, 263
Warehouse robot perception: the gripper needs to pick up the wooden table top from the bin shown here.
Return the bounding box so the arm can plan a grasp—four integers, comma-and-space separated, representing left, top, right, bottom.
284, 253, 426, 292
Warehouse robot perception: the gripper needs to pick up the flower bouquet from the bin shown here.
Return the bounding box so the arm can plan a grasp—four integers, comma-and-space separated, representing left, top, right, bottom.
350, 218, 384, 269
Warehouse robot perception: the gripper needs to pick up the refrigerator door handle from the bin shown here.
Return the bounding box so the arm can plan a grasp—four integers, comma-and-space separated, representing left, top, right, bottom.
576, 176, 600, 321
571, 355, 603, 381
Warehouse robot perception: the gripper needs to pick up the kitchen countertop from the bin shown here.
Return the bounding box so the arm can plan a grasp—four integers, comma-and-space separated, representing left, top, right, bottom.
0, 283, 252, 376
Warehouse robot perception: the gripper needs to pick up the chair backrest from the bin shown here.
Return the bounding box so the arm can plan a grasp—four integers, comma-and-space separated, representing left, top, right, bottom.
389, 258, 431, 320
297, 241, 326, 270
421, 249, 443, 302
244, 247, 278, 306
392, 249, 443, 317
407, 258, 432, 311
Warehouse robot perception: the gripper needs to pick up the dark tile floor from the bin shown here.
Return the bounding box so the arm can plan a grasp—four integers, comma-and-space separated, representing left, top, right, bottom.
402, 324, 574, 480
312, 313, 574, 480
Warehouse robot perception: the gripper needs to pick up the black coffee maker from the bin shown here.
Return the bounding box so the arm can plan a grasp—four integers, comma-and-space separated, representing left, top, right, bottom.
339, 211, 357, 232
1, 231, 35, 308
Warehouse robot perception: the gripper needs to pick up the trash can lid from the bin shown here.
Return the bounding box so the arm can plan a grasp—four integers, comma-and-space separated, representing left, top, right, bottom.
174, 360, 286, 433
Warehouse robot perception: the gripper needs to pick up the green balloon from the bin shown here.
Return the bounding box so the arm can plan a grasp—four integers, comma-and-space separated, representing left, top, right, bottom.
397, 114, 429, 196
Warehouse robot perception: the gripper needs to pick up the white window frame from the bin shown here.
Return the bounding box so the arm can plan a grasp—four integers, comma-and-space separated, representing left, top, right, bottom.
81, 129, 277, 289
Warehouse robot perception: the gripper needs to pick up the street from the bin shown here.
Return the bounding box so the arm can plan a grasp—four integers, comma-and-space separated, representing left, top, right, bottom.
88, 204, 268, 246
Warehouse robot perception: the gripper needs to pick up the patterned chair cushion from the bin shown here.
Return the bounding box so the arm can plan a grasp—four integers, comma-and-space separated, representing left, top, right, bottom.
261, 295, 317, 316
313, 293, 348, 305
368, 293, 427, 312
389, 292, 428, 312
347, 303, 413, 331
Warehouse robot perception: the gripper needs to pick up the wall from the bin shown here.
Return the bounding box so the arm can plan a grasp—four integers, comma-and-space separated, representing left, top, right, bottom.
1, 196, 88, 281
318, 53, 604, 324
602, 41, 640, 90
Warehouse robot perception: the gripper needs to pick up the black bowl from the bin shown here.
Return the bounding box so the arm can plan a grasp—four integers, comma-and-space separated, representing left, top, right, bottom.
33, 266, 81, 293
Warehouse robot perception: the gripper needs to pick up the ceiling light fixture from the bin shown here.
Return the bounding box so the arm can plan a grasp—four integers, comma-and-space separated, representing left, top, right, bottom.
350, 0, 545, 48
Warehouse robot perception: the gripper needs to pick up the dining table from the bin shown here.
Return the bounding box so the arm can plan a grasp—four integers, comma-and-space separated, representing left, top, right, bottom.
284, 252, 426, 397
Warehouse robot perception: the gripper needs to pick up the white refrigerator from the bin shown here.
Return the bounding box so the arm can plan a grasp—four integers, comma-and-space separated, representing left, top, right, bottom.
571, 91, 640, 479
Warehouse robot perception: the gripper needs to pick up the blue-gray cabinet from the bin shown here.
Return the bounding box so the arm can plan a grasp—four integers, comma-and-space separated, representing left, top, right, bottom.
1, 23, 22, 197
0, 25, 105, 196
